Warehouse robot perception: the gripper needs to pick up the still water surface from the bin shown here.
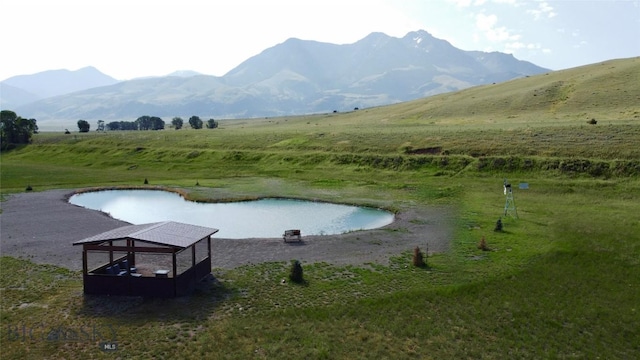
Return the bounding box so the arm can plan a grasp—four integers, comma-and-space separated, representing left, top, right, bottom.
69, 190, 394, 239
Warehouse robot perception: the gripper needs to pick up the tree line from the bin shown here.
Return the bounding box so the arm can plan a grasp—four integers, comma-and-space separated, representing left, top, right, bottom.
1, 110, 219, 152
78, 115, 217, 132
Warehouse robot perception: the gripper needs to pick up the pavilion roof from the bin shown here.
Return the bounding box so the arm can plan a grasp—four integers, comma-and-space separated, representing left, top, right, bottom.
73, 221, 218, 249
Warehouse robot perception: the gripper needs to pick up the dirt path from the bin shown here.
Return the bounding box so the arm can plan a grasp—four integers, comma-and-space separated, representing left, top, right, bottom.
0, 189, 453, 270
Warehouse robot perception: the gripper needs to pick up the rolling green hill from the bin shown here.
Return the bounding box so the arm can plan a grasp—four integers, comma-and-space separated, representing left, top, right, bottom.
329, 56, 639, 126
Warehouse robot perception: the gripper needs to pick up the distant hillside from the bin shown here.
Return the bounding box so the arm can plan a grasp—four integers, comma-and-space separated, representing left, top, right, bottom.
0, 83, 40, 110
13, 30, 549, 123
167, 70, 202, 77
1, 67, 118, 109
351, 57, 640, 125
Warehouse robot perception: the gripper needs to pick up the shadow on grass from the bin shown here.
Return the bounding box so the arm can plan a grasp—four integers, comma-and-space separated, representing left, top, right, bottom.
287, 278, 310, 287
77, 273, 234, 321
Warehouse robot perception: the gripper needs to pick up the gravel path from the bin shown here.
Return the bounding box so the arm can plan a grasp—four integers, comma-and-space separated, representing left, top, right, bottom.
0, 189, 453, 270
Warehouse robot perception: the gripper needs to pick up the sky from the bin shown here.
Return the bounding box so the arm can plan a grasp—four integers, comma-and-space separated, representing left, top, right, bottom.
1, 0, 639, 81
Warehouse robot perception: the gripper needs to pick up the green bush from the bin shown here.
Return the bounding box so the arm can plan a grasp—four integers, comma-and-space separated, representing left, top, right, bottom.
289, 260, 304, 283
494, 218, 503, 232
412, 246, 426, 268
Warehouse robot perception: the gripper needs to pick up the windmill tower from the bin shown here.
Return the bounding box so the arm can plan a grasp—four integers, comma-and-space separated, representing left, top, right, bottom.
503, 179, 518, 219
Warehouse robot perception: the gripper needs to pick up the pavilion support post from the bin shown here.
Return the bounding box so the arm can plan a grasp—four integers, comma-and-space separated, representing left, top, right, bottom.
82, 247, 88, 275
127, 239, 136, 268
172, 250, 178, 297
172, 251, 177, 278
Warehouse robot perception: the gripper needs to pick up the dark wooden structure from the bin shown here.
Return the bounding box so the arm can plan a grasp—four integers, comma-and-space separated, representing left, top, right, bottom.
73, 221, 218, 297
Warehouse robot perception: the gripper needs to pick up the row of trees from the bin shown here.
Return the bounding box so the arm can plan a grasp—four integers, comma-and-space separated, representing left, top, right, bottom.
78, 115, 218, 132
103, 116, 166, 131
2, 111, 217, 151
1, 110, 38, 151
172, 116, 217, 130
77, 116, 166, 132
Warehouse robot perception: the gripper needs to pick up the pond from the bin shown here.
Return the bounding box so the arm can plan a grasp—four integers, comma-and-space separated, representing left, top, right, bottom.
68, 190, 394, 239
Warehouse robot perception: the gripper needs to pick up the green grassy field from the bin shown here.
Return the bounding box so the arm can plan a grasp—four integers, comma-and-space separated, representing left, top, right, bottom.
1, 58, 639, 359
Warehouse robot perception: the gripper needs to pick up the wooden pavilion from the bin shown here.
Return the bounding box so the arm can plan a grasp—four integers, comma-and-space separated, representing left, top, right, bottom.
73, 221, 218, 297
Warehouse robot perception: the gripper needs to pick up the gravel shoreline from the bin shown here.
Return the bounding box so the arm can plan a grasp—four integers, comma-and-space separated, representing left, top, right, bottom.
0, 189, 453, 270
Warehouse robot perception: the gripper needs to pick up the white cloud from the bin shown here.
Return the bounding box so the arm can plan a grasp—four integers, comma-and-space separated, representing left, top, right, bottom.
506, 42, 541, 51
476, 13, 498, 30
573, 40, 589, 49
448, 0, 473, 8
450, 0, 515, 7
527, 1, 557, 20
475, 13, 520, 42
506, 42, 525, 50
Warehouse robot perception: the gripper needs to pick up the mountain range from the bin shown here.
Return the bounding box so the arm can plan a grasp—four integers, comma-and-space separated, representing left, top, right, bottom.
1, 30, 550, 123
1, 67, 119, 109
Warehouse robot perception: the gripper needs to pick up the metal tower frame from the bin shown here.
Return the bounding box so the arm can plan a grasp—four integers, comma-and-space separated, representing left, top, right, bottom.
503, 179, 518, 219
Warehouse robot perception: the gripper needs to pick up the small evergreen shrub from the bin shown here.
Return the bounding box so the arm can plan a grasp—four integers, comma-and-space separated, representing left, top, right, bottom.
144, 178, 149, 184
587, 118, 597, 125
412, 246, 426, 268
25, 185, 33, 192
289, 260, 304, 283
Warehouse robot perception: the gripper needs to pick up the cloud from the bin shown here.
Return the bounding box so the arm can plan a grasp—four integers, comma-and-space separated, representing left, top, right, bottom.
506, 42, 541, 51
475, 13, 498, 30
448, 0, 473, 7
475, 13, 521, 42
449, 0, 514, 6
573, 40, 589, 49
527, 1, 557, 20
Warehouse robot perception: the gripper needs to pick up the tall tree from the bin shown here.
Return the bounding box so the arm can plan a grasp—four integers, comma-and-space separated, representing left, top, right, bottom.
149, 116, 165, 130
1, 110, 38, 150
171, 117, 183, 130
77, 119, 90, 132
119, 121, 137, 130
206, 119, 218, 129
106, 121, 121, 131
189, 116, 203, 129
136, 116, 152, 130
